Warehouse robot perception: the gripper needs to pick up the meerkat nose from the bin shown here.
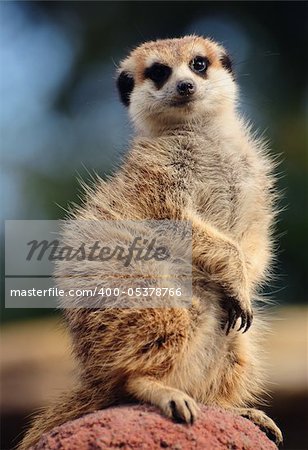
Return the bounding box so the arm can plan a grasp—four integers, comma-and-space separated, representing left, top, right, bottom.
177, 80, 196, 96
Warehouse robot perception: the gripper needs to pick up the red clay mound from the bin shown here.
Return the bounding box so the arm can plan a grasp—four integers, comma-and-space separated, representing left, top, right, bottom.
34, 404, 277, 450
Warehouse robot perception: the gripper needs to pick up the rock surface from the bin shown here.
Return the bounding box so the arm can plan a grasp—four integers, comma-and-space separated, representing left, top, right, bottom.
34, 404, 277, 450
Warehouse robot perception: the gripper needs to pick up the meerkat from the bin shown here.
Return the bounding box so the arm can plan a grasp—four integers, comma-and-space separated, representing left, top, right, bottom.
20, 36, 282, 449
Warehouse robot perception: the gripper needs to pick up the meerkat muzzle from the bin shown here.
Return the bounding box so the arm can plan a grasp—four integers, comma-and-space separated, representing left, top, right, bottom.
177, 79, 196, 96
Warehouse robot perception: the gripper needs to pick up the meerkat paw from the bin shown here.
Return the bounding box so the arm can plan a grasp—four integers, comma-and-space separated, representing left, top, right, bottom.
235, 407, 283, 446
126, 377, 199, 425
159, 389, 200, 425
220, 293, 253, 335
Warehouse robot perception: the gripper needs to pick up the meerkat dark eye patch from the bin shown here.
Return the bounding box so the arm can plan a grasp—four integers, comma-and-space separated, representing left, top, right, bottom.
117, 71, 134, 106
220, 53, 233, 74
144, 63, 172, 89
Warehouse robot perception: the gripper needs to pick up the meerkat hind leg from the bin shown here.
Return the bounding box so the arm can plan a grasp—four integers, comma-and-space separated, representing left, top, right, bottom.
127, 376, 199, 424
233, 407, 283, 446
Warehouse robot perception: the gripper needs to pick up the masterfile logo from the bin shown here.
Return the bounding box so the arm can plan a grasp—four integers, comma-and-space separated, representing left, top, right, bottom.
5, 220, 192, 309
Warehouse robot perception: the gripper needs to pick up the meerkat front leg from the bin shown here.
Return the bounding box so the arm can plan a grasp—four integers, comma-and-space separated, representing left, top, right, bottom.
126, 376, 200, 424
232, 407, 283, 446
187, 213, 253, 333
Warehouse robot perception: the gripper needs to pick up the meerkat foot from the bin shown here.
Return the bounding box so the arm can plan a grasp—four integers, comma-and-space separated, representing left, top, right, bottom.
159, 389, 199, 424
126, 376, 199, 424
234, 407, 283, 446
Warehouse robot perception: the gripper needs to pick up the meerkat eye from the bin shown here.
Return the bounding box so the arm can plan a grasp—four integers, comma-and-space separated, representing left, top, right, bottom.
189, 56, 209, 74
144, 63, 172, 88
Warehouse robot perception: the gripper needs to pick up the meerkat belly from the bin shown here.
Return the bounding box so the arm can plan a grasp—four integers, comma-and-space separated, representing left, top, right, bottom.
162, 297, 229, 399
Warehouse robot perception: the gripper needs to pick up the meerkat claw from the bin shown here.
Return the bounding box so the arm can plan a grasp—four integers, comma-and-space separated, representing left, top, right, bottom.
237, 312, 246, 332
222, 295, 253, 335
243, 311, 253, 333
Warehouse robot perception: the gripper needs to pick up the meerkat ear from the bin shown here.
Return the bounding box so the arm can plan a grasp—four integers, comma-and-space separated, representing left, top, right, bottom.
117, 71, 134, 106
220, 53, 233, 74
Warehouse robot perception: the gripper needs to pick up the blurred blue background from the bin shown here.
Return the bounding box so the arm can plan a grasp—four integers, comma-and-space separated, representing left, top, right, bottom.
1, 2, 307, 449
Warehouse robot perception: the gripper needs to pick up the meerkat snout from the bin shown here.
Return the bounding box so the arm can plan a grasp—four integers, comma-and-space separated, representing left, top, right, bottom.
176, 79, 196, 96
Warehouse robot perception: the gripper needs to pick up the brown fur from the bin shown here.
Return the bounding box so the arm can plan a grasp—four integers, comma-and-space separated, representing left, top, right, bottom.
19, 36, 282, 449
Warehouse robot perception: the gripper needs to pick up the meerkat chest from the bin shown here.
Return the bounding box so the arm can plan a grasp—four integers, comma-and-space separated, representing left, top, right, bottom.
170, 136, 260, 232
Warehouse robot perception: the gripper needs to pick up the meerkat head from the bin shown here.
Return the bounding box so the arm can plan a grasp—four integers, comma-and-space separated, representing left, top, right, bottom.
117, 36, 237, 134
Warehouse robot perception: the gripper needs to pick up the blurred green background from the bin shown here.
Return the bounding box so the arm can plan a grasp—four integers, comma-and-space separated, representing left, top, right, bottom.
1, 1, 307, 449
